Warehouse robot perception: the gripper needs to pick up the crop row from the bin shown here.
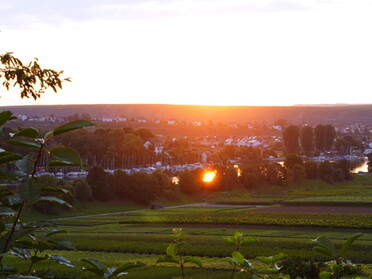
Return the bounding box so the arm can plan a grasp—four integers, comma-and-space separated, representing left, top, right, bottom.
56, 210, 372, 228
57, 232, 372, 263
109, 211, 372, 229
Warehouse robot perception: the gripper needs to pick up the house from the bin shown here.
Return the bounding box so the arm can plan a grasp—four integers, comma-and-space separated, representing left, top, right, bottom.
143, 140, 152, 149
115, 117, 127, 122
168, 119, 177, 125
143, 138, 164, 155
224, 138, 234, 145
137, 118, 147, 123
40, 116, 55, 122
17, 115, 28, 121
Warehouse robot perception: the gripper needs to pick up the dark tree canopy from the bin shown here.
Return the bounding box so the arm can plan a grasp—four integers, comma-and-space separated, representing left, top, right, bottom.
300, 125, 314, 154
283, 125, 300, 153
314, 124, 327, 152
325, 124, 336, 150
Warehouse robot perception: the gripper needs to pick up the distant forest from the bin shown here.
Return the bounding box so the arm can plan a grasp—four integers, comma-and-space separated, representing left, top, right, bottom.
3, 104, 372, 125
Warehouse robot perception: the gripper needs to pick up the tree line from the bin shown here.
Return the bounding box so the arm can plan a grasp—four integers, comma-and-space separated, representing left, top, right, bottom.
56, 127, 156, 168
283, 124, 363, 155
34, 154, 354, 212
177, 155, 354, 195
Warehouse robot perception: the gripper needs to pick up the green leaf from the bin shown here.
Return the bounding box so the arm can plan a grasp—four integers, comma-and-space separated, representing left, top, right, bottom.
184, 256, 202, 267
224, 257, 238, 267
255, 266, 280, 275
48, 239, 76, 250
319, 271, 332, 279
234, 231, 243, 241
157, 255, 179, 265
36, 241, 50, 253
49, 146, 81, 166
241, 237, 258, 245
53, 120, 94, 136
113, 262, 145, 276
4, 194, 23, 209
10, 247, 31, 260
22, 178, 42, 203
14, 128, 39, 138
0, 220, 5, 233
0, 206, 16, 216
30, 256, 47, 264
269, 253, 287, 263
242, 259, 253, 269
0, 111, 13, 127
42, 186, 71, 195
82, 258, 105, 270
44, 131, 53, 140
232, 251, 245, 264
0, 151, 23, 165
26, 220, 55, 229
0, 265, 17, 273
312, 236, 336, 257
15, 239, 34, 249
47, 255, 75, 267
331, 263, 342, 273
0, 188, 13, 198
255, 253, 287, 265
7, 139, 41, 150
0, 169, 20, 180
48, 160, 75, 167
340, 233, 364, 258
34, 196, 72, 208
104, 267, 115, 278
15, 155, 34, 175
81, 258, 105, 277
45, 228, 67, 237
313, 247, 334, 258
1, 228, 38, 252
166, 243, 178, 257
223, 237, 236, 244
255, 256, 271, 265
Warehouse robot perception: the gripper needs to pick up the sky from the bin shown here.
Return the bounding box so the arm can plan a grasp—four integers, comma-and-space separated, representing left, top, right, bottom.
1, 0, 372, 106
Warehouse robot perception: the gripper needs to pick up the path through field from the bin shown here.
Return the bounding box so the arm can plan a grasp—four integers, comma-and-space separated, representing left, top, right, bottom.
50, 203, 261, 221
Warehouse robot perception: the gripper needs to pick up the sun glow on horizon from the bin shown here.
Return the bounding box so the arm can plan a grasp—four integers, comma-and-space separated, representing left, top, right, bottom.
202, 170, 217, 183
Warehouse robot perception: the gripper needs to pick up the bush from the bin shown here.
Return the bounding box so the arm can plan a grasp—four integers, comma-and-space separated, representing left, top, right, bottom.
280, 257, 323, 279
73, 179, 93, 202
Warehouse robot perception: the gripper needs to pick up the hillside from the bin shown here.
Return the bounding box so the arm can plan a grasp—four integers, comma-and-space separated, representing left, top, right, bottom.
2, 104, 372, 125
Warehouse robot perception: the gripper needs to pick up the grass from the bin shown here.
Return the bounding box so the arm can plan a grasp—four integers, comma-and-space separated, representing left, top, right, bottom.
21, 201, 144, 222
213, 176, 372, 205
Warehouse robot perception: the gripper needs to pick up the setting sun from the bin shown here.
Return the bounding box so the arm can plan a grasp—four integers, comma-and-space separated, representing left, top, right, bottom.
202, 171, 217, 183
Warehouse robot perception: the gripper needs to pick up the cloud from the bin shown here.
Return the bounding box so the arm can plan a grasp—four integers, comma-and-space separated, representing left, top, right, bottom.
0, 0, 314, 30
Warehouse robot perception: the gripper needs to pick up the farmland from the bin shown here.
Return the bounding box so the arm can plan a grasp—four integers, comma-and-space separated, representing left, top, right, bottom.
8, 176, 372, 278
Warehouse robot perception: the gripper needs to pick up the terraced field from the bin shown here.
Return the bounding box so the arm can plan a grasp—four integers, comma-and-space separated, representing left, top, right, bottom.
9, 177, 372, 278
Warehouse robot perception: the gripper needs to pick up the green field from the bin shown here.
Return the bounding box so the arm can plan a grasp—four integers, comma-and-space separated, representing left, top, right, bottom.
7, 175, 372, 278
